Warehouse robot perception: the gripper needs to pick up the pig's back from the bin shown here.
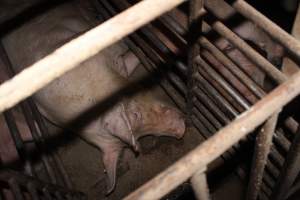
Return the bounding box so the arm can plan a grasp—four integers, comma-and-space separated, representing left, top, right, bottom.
2, 2, 127, 126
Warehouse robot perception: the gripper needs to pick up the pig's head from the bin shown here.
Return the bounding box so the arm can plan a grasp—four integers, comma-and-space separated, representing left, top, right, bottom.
100, 98, 185, 194
125, 99, 186, 140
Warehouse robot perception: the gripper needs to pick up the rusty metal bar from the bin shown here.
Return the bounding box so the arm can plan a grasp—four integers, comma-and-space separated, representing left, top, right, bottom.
197, 56, 250, 110
3, 111, 35, 176
198, 37, 265, 98
271, 126, 300, 200
124, 70, 300, 200
186, 0, 203, 122
191, 169, 210, 200
246, 112, 279, 200
229, 0, 300, 60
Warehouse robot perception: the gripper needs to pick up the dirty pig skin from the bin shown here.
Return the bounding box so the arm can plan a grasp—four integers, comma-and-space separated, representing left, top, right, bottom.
2, 1, 186, 194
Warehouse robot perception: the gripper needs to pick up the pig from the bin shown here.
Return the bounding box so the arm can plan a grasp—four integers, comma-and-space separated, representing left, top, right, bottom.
2, 0, 185, 194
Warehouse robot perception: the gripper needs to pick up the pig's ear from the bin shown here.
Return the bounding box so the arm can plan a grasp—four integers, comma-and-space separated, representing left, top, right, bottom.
122, 51, 140, 77
111, 51, 140, 78
103, 146, 123, 195
103, 103, 139, 151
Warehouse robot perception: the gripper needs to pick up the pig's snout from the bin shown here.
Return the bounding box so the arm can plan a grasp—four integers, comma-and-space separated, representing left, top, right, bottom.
159, 107, 186, 139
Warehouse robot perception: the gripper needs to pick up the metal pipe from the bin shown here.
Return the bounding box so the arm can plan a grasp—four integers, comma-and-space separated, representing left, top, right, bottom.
191, 169, 211, 200
271, 126, 300, 200
229, 0, 300, 60
186, 0, 203, 122
198, 37, 265, 98
197, 55, 250, 111
124, 70, 300, 200
195, 59, 239, 118
3, 111, 34, 176
246, 112, 279, 200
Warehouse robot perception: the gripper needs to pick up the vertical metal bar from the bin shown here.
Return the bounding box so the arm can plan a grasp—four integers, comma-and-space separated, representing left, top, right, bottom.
191, 169, 210, 200
8, 178, 24, 200
3, 111, 34, 176
20, 102, 57, 184
186, 0, 203, 122
246, 112, 279, 200
271, 126, 300, 200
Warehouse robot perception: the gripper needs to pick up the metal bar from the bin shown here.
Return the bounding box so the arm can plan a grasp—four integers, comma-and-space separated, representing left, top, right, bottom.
271, 127, 300, 200
124, 70, 300, 200
246, 112, 279, 200
195, 60, 239, 118
191, 169, 210, 200
229, 0, 300, 60
197, 55, 250, 111
198, 37, 265, 98
186, 0, 203, 122
3, 111, 34, 176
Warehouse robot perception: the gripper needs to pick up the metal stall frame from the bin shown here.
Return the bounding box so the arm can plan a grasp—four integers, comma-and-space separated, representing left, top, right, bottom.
0, 0, 300, 199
